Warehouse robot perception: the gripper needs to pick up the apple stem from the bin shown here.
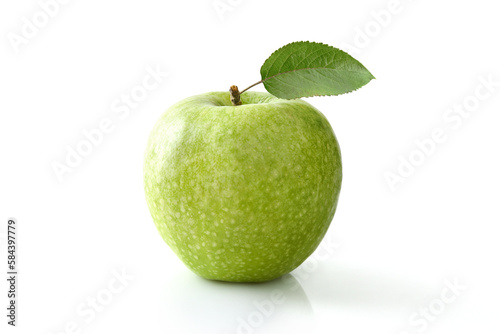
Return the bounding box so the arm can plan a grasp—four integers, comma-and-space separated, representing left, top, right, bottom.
229, 85, 242, 106
229, 80, 264, 106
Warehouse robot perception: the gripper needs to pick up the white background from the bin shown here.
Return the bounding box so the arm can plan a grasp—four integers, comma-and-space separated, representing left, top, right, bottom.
1, 0, 499, 333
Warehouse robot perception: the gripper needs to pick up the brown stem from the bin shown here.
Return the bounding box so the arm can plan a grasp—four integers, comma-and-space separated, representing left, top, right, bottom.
229, 85, 242, 106
229, 80, 264, 105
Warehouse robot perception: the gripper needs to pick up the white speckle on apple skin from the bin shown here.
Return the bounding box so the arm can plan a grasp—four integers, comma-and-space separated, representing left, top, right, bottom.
144, 91, 341, 282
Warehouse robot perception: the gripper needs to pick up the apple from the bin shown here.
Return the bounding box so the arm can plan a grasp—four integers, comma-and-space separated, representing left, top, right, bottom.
144, 91, 342, 282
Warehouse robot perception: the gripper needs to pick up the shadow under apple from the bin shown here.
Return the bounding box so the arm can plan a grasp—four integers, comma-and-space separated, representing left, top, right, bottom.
156, 270, 315, 334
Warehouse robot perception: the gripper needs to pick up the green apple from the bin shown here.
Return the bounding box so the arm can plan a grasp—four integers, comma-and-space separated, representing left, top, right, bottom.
144, 91, 342, 282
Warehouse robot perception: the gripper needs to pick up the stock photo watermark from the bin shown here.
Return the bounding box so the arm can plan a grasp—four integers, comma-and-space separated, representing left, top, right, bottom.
7, 0, 72, 54
398, 278, 466, 334
47, 267, 134, 334
51, 64, 168, 182
5, 218, 18, 326
212, 0, 245, 21
384, 74, 499, 191
340, 0, 417, 55
230, 235, 340, 334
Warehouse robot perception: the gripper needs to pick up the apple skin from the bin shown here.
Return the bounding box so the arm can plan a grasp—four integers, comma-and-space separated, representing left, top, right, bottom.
144, 91, 342, 282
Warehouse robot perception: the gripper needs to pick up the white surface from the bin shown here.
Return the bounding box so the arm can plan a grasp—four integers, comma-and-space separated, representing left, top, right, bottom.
1, 0, 499, 333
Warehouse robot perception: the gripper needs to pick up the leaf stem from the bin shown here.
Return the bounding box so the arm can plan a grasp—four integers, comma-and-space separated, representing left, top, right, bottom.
240, 80, 263, 94
229, 80, 263, 106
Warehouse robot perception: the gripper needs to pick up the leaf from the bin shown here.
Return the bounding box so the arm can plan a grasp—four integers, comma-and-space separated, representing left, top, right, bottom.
260, 41, 374, 99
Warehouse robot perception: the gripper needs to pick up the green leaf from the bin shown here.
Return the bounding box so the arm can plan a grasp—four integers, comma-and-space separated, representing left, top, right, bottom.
260, 41, 374, 99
